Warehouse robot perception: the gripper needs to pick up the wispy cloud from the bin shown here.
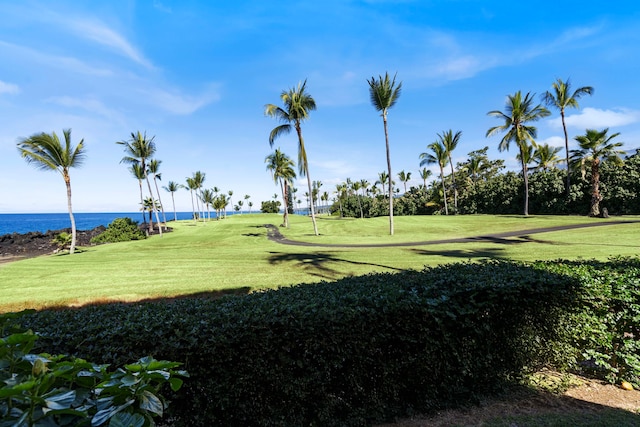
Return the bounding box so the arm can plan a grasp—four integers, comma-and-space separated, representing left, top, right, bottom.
550, 107, 640, 129
65, 19, 154, 69
537, 135, 565, 148
153, 1, 173, 13
45, 96, 124, 122
140, 84, 222, 115
0, 40, 113, 76
0, 80, 19, 95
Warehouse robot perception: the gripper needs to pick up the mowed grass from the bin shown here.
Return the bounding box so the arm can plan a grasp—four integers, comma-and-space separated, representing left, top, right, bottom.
1, 213, 638, 312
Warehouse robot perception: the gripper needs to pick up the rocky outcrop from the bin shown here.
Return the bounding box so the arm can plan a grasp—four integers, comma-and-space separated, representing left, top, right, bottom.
0, 227, 106, 258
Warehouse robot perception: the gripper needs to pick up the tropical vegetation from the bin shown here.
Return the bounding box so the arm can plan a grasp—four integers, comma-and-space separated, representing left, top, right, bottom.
17, 129, 86, 254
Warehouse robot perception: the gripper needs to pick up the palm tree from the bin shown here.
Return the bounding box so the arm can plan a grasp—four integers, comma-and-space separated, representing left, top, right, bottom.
248, 201, 253, 213
398, 170, 411, 194
419, 167, 432, 192
117, 131, 162, 236
130, 163, 148, 228
163, 181, 182, 221
201, 188, 215, 221
486, 91, 551, 216
335, 183, 347, 218
227, 190, 234, 218
352, 180, 364, 218
266, 148, 296, 227
542, 78, 594, 195
321, 191, 329, 215
420, 141, 450, 215
148, 159, 167, 227
192, 171, 206, 220
438, 130, 462, 212
516, 143, 535, 173
531, 144, 563, 172
376, 171, 389, 195
185, 176, 198, 223
368, 72, 402, 235
265, 79, 319, 236
17, 129, 86, 254
571, 128, 624, 217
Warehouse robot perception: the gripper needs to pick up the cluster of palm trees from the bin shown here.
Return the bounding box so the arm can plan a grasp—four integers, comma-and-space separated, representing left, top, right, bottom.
266, 75, 624, 225
265, 73, 402, 235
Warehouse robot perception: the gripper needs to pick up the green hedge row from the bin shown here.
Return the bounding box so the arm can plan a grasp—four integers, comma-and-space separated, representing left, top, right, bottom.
19, 258, 640, 426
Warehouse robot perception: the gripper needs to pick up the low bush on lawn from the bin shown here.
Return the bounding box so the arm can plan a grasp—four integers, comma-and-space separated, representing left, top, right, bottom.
17, 258, 640, 426
90, 217, 146, 244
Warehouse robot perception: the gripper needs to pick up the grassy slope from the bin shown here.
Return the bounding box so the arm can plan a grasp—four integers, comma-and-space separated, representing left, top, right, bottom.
1, 213, 638, 312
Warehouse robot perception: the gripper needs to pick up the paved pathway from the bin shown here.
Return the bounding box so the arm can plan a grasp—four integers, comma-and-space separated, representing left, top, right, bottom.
264, 220, 640, 248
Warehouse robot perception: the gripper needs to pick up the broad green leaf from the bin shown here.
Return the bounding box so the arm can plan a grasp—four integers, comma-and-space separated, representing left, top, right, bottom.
168, 377, 183, 392
109, 412, 146, 427
139, 389, 163, 416
44, 389, 76, 410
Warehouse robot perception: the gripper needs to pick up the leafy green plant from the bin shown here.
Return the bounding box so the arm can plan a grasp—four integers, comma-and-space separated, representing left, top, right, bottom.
90, 218, 146, 244
51, 232, 72, 252
0, 312, 187, 427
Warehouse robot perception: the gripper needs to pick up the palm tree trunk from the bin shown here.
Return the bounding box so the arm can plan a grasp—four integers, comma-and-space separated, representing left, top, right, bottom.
145, 177, 162, 236
295, 125, 318, 236
449, 158, 458, 213
521, 155, 529, 216
561, 109, 571, 198
138, 179, 148, 234
64, 175, 76, 254
383, 114, 394, 235
189, 189, 196, 223
590, 160, 601, 217
280, 178, 289, 228
440, 166, 449, 215
153, 178, 167, 228
171, 193, 177, 221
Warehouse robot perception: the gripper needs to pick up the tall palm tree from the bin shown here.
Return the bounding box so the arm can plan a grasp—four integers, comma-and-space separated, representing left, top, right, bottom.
368, 72, 402, 235
163, 181, 182, 221
265, 79, 319, 235
531, 144, 563, 172
352, 180, 364, 218
486, 91, 551, 216
148, 159, 167, 227
376, 171, 389, 195
515, 143, 535, 173
420, 141, 450, 215
542, 78, 594, 195
335, 183, 347, 218
117, 131, 162, 236
419, 167, 432, 192
192, 171, 206, 220
398, 170, 411, 194
227, 190, 234, 218
17, 129, 86, 254
266, 148, 296, 227
571, 128, 624, 217
438, 130, 462, 213
130, 163, 148, 228
185, 176, 198, 223
201, 188, 215, 221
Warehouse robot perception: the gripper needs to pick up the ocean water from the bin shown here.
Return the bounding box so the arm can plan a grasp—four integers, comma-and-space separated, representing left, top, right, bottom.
0, 212, 204, 236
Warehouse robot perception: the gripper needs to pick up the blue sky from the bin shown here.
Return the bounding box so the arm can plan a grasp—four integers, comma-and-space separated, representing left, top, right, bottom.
1, 0, 639, 213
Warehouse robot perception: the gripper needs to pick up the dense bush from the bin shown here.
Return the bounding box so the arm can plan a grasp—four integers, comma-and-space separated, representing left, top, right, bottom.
260, 200, 281, 214
17, 258, 640, 426
90, 217, 146, 243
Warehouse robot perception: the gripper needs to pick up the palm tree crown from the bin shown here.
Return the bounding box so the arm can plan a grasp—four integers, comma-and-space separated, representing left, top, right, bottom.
17, 129, 86, 254
420, 141, 450, 215
571, 128, 624, 217
486, 91, 551, 215
438, 129, 462, 212
367, 72, 402, 235
266, 148, 296, 227
542, 78, 593, 195
265, 79, 319, 235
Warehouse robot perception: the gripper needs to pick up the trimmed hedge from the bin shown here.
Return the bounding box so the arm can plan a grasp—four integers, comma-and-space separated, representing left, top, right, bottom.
19, 258, 640, 426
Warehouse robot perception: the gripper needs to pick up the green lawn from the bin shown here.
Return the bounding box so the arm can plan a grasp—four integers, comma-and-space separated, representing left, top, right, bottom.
1, 213, 638, 312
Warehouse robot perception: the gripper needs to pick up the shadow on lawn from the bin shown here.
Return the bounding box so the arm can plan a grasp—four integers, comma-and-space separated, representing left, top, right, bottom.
267, 251, 403, 280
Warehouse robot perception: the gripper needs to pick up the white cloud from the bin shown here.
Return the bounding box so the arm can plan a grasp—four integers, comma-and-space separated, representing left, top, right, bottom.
550, 107, 640, 129
45, 96, 124, 123
0, 40, 113, 77
141, 84, 222, 115
537, 135, 565, 148
0, 80, 19, 95
66, 19, 154, 69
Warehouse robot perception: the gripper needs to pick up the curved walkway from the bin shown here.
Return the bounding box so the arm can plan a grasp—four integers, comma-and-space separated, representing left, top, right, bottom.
264, 220, 640, 248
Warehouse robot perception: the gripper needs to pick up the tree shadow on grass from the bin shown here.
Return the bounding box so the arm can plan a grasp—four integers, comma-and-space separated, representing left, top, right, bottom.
409, 246, 509, 260
267, 251, 403, 280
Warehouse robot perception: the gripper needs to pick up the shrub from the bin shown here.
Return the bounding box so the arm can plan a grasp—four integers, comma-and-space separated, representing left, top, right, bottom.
90, 217, 146, 244
20, 260, 605, 426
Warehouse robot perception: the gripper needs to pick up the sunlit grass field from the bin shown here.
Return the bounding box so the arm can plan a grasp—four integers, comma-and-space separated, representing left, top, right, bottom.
1, 213, 638, 312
